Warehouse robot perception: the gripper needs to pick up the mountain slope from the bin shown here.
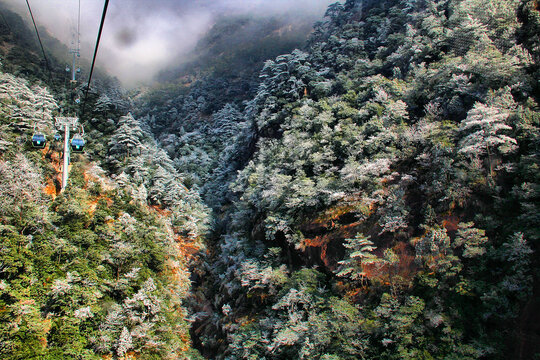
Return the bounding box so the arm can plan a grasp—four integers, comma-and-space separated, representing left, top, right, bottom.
0, 10, 210, 358
170, 0, 540, 358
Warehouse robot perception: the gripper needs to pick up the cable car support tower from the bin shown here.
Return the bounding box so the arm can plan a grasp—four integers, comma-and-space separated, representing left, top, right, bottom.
27, 0, 109, 192
55, 117, 80, 190
67, 0, 81, 83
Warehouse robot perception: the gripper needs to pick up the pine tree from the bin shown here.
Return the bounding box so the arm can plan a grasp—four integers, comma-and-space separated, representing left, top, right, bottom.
337, 234, 378, 283
108, 113, 145, 163
458, 102, 517, 176
116, 327, 133, 357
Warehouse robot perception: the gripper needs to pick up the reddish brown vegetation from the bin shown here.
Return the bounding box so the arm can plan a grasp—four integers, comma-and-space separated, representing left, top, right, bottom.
87, 195, 113, 216
43, 179, 58, 197
364, 242, 416, 286
175, 235, 202, 261
149, 204, 172, 217
301, 220, 363, 269
442, 214, 460, 232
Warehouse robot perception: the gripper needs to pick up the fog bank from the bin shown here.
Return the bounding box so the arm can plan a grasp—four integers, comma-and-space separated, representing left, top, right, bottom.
3, 0, 335, 87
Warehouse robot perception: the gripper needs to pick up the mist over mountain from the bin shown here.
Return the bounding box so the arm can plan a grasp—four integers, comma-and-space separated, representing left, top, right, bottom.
1, 0, 335, 86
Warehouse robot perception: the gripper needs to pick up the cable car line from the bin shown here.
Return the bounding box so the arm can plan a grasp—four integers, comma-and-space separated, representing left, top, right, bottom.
22, 0, 109, 190
25, 0, 53, 151
81, 0, 109, 119
24, 0, 53, 83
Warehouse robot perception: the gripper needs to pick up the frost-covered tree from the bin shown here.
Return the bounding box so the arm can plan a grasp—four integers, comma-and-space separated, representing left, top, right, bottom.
454, 222, 488, 258
459, 102, 517, 176
210, 103, 245, 138
0, 71, 57, 131
0, 154, 49, 229
337, 234, 378, 282
108, 113, 145, 163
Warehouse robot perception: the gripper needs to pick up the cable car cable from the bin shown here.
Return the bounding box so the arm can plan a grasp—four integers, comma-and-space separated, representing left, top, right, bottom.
81, 0, 109, 119
24, 0, 53, 83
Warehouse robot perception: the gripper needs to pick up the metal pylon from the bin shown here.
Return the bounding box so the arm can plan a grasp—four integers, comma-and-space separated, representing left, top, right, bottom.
55, 116, 79, 191
69, 48, 80, 83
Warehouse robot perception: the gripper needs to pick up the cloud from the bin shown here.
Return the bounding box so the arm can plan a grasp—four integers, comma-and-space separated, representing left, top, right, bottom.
99, 5, 213, 86
2, 0, 335, 87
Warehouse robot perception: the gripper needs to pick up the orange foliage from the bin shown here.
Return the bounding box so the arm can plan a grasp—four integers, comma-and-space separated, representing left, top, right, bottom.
312, 203, 358, 225
301, 237, 329, 267
149, 204, 172, 217
83, 169, 91, 185
39, 337, 48, 348
361, 262, 380, 280
442, 215, 460, 232
41, 147, 63, 197
38, 318, 52, 348
394, 242, 416, 281
302, 236, 327, 248
175, 235, 201, 261
305, 195, 375, 234
43, 179, 58, 198
300, 195, 373, 269
87, 195, 113, 216
238, 316, 256, 327
48, 151, 62, 171
102, 353, 138, 360
345, 287, 364, 299
301, 220, 363, 267
88, 199, 99, 215
361, 242, 417, 289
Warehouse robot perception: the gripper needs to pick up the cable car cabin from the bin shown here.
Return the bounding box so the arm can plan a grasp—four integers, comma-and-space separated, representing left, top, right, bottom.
32, 133, 47, 149
54, 133, 62, 141
71, 136, 85, 153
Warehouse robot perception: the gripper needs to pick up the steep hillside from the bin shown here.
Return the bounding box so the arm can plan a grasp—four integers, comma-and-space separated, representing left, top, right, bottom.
0, 11, 210, 359
163, 0, 539, 358
133, 14, 317, 193
156, 14, 314, 104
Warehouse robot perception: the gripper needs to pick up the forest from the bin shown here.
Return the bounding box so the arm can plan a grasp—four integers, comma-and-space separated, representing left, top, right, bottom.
0, 0, 539, 359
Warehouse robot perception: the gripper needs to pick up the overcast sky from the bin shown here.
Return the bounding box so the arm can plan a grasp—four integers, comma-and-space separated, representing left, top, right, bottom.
4, 0, 335, 87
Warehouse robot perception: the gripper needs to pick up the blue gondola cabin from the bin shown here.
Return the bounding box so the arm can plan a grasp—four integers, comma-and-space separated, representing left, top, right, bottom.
71, 136, 85, 152
32, 133, 47, 149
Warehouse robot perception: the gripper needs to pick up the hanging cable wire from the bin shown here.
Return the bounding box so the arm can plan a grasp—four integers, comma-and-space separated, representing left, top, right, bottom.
25, 0, 53, 82
81, 0, 109, 118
